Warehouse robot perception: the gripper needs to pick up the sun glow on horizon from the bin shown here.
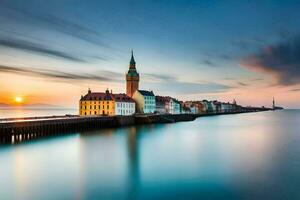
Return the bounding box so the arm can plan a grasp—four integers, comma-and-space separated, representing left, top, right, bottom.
14, 96, 23, 104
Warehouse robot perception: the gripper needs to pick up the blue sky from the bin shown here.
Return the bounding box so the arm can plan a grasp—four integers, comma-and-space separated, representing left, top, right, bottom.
0, 0, 300, 108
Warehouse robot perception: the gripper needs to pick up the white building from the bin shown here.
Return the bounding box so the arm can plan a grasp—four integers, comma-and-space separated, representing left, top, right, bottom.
133, 90, 156, 113
171, 99, 181, 114
155, 96, 181, 114
114, 94, 135, 115
221, 102, 233, 113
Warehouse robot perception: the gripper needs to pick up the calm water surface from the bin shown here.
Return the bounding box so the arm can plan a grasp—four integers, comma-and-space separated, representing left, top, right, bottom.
0, 110, 300, 199
0, 108, 77, 119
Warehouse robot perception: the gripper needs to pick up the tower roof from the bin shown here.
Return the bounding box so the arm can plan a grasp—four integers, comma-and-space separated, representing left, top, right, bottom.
129, 50, 136, 68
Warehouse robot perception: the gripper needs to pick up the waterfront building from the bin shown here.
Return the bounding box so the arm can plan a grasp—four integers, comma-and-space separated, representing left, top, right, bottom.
155, 96, 167, 113
221, 102, 233, 113
79, 89, 135, 116
80, 89, 115, 116
212, 101, 222, 113
181, 104, 191, 114
195, 101, 207, 113
184, 101, 207, 114
114, 94, 135, 116
172, 99, 181, 114
133, 90, 156, 113
155, 96, 181, 114
190, 105, 198, 114
202, 100, 214, 113
126, 51, 139, 98
231, 99, 238, 112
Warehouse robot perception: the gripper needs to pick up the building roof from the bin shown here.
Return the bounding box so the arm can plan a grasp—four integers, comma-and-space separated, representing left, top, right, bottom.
80, 90, 134, 102
114, 93, 135, 102
156, 96, 180, 104
155, 96, 172, 103
138, 90, 155, 96
182, 105, 191, 112
81, 91, 113, 101
130, 50, 136, 68
127, 50, 139, 77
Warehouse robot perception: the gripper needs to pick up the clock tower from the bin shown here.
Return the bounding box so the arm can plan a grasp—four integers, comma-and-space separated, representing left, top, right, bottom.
126, 50, 139, 97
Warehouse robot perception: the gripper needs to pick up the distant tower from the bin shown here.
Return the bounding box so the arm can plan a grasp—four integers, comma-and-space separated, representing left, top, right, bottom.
272, 97, 275, 109
126, 50, 139, 97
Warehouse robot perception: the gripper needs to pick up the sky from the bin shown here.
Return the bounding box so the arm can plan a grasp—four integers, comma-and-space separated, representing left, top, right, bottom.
0, 0, 300, 108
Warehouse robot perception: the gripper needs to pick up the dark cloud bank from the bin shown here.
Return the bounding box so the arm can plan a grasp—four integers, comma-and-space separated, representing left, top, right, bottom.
241, 36, 300, 86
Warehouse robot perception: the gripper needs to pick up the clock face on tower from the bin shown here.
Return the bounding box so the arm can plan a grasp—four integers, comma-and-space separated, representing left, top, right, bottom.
126, 51, 139, 97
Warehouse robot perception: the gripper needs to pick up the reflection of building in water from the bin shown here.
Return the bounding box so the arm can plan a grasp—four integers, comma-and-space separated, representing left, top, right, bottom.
127, 126, 140, 199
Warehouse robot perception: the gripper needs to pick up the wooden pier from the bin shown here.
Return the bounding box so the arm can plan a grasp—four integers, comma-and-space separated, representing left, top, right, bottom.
0, 110, 270, 144
0, 115, 135, 144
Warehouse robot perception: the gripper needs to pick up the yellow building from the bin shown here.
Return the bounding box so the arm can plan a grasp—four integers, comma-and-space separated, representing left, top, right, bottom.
79, 89, 115, 116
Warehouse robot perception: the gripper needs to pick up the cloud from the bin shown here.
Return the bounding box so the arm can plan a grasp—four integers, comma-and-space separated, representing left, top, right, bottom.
0, 38, 86, 62
0, 2, 109, 48
223, 77, 235, 80
0, 65, 122, 83
0, 65, 233, 94
142, 73, 233, 94
218, 54, 234, 61
145, 81, 232, 95
142, 73, 176, 83
202, 59, 217, 67
289, 88, 300, 92
251, 78, 263, 81
232, 38, 266, 50
240, 36, 300, 85
237, 82, 248, 86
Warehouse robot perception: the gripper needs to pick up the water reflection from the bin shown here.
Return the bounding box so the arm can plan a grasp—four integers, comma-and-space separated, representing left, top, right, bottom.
1, 111, 300, 199
127, 127, 140, 199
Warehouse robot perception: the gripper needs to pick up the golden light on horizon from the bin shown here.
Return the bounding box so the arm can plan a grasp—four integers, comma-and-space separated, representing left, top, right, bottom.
14, 96, 23, 103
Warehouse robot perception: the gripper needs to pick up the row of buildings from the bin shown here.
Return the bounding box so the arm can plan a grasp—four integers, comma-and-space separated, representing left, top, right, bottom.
79, 51, 243, 116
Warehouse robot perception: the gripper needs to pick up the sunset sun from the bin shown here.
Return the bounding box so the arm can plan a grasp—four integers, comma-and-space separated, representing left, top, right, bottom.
14, 96, 23, 103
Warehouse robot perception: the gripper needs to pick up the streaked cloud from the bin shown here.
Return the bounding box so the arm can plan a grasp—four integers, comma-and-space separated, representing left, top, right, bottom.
0, 65, 122, 82
143, 73, 176, 83
0, 38, 86, 62
0, 2, 109, 48
0, 64, 233, 95
145, 81, 233, 95
237, 82, 248, 86
142, 74, 233, 94
289, 88, 300, 92
240, 36, 300, 86
202, 59, 218, 67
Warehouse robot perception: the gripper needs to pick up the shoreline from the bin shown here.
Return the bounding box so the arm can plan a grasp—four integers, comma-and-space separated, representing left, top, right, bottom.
0, 110, 272, 144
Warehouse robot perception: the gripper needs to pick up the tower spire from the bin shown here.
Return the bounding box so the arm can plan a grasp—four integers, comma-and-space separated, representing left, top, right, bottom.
129, 50, 136, 68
